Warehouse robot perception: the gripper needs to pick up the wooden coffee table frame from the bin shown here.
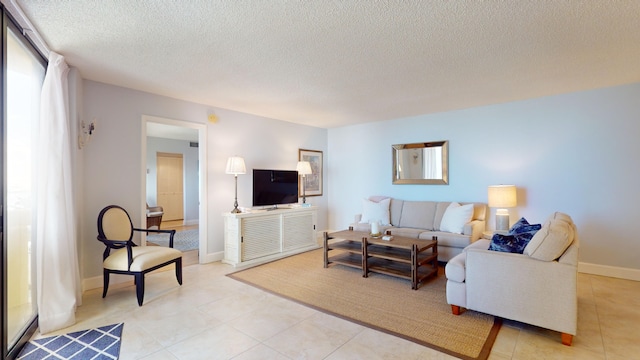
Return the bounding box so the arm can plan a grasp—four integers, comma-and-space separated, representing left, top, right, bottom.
324, 229, 438, 290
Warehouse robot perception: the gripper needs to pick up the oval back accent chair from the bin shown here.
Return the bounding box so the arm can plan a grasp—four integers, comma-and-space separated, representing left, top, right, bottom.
97, 205, 182, 306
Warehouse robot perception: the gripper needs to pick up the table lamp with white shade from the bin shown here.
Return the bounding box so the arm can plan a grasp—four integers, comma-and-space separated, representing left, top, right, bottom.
487, 185, 517, 232
226, 156, 246, 213
296, 161, 312, 204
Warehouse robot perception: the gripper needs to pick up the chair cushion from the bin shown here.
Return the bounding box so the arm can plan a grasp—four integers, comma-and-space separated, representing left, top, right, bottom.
147, 211, 163, 217
523, 219, 574, 261
545, 211, 573, 224
104, 246, 182, 272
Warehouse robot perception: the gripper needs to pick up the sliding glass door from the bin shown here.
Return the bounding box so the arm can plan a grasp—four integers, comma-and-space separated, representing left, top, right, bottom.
2, 12, 46, 359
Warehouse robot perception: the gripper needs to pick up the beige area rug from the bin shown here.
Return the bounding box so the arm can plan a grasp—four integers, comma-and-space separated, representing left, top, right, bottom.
228, 249, 500, 360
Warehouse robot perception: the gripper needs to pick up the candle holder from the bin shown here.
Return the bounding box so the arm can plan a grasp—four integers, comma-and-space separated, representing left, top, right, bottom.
370, 221, 381, 237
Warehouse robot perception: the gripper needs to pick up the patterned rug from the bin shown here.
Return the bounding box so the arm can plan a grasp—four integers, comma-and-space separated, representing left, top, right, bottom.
18, 323, 123, 360
147, 229, 198, 252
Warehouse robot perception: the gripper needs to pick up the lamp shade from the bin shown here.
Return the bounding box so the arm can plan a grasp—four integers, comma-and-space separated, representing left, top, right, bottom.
225, 156, 246, 175
296, 161, 312, 175
488, 185, 517, 208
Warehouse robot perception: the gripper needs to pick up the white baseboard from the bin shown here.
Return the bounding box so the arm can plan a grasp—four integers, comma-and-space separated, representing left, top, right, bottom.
183, 219, 199, 226
83, 274, 132, 292
200, 250, 224, 264
579, 262, 640, 281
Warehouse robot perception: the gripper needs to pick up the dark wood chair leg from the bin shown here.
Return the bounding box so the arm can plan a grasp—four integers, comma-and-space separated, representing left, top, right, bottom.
561, 333, 573, 346
175, 258, 183, 285
102, 270, 110, 298
451, 305, 461, 315
135, 273, 145, 306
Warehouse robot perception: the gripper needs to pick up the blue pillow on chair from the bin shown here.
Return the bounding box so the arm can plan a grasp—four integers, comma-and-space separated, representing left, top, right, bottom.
489, 232, 536, 253
509, 217, 542, 234
489, 217, 542, 253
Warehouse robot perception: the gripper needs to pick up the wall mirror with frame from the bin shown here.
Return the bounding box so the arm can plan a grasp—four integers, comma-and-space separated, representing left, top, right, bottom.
392, 141, 449, 185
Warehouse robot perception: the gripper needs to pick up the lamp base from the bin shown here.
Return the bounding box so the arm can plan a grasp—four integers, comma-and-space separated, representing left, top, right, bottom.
231, 208, 241, 213
495, 209, 510, 232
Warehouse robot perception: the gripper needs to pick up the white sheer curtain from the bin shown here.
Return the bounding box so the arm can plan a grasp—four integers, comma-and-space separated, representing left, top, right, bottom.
35, 51, 81, 334
423, 147, 442, 179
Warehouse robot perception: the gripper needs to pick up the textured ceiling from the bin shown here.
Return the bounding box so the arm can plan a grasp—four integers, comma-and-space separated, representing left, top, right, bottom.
15, 1, 640, 128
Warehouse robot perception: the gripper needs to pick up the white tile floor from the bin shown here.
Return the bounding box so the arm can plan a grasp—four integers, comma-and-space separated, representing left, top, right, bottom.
32, 261, 640, 359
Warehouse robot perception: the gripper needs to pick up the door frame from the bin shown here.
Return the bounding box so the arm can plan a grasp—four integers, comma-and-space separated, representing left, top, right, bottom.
141, 115, 207, 263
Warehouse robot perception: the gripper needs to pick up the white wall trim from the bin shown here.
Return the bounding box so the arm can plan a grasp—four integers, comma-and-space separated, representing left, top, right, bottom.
578, 262, 640, 281
201, 251, 224, 264
82, 274, 131, 292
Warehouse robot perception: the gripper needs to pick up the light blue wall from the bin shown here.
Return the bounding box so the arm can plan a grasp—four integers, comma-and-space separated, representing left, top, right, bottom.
146, 137, 199, 223
328, 83, 640, 270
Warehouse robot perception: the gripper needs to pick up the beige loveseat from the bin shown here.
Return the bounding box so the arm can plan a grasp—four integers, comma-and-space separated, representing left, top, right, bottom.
351, 196, 486, 262
445, 212, 578, 345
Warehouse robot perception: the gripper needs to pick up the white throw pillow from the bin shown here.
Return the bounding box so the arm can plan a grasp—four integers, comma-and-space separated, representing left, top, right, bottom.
359, 198, 391, 226
439, 202, 474, 234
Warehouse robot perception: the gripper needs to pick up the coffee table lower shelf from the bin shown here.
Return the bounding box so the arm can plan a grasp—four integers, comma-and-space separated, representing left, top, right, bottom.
328, 252, 364, 272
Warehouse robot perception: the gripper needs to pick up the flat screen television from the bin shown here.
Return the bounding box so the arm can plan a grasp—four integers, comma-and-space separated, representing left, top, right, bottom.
252, 169, 299, 208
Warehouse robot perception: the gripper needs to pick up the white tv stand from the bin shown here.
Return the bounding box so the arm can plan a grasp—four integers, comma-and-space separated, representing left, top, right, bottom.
222, 206, 318, 268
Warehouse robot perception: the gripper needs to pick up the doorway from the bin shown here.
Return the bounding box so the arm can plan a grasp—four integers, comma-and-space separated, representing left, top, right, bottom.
141, 116, 207, 265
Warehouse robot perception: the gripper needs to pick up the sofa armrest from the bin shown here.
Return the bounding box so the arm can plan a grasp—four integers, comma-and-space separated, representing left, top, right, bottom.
463, 219, 485, 242
465, 248, 577, 335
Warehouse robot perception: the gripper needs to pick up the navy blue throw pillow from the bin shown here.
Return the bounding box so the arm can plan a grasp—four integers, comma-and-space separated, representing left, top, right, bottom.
488, 231, 537, 254
509, 217, 541, 235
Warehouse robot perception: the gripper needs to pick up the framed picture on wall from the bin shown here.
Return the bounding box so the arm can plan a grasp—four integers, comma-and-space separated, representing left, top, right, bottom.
298, 149, 323, 197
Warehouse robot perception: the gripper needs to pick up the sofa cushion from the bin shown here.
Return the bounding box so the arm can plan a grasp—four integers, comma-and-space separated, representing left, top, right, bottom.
359, 198, 391, 226
524, 219, 574, 261
352, 222, 392, 234
433, 202, 451, 230
389, 198, 404, 226
439, 202, 474, 234
419, 231, 473, 248
398, 201, 437, 229
509, 217, 542, 234
388, 227, 424, 239
488, 232, 535, 253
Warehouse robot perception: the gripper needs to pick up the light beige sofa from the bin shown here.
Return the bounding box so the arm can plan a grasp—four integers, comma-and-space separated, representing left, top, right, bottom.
351, 196, 486, 262
445, 212, 578, 345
